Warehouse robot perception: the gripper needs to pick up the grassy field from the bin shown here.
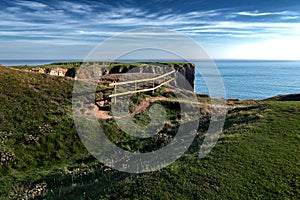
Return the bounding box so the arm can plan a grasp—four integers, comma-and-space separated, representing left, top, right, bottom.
0, 66, 299, 199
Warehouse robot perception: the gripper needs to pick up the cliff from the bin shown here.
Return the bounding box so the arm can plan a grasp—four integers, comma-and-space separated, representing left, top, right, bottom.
99, 62, 195, 89
19, 67, 76, 78
17, 62, 196, 90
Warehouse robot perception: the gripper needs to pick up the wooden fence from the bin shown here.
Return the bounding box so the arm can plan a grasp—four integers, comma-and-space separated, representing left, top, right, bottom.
108, 70, 176, 103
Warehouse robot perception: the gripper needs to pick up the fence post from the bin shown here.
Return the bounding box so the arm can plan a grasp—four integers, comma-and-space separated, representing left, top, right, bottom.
114, 84, 117, 104
152, 80, 154, 94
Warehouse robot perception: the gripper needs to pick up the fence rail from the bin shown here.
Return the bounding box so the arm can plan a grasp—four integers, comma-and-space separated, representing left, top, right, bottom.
108, 70, 175, 87
108, 70, 176, 101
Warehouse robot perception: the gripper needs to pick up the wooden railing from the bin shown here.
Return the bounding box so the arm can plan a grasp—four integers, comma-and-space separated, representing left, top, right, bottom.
108, 70, 176, 102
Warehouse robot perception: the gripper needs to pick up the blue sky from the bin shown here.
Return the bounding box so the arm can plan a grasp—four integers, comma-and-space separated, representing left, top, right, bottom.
1, 0, 300, 60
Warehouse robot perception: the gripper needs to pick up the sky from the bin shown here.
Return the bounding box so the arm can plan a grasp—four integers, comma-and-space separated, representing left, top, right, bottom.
1, 0, 300, 60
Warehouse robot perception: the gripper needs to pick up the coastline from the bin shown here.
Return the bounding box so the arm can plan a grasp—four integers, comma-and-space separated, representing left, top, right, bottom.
2, 61, 300, 101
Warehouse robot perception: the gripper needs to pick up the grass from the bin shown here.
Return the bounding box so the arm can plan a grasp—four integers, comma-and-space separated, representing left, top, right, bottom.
10, 61, 191, 72
0, 65, 299, 199
0, 66, 90, 198
11, 62, 81, 70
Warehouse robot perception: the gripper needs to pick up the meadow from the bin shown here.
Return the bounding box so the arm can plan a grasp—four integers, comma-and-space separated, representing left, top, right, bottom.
0, 65, 299, 199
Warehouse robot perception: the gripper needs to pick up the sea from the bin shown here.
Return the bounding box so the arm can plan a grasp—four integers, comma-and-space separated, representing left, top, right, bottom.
1, 59, 299, 100
195, 60, 300, 100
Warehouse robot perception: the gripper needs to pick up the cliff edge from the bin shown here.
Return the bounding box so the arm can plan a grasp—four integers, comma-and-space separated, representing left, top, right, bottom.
13, 62, 196, 90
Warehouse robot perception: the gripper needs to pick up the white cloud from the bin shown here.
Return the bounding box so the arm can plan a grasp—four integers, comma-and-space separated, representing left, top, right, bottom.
74, 30, 118, 36
202, 21, 300, 30
183, 10, 222, 18
229, 37, 300, 60
58, 1, 93, 14
281, 16, 299, 20
14, 0, 47, 9
237, 10, 297, 17
230, 33, 279, 38
2, 1, 300, 59
5, 2, 299, 38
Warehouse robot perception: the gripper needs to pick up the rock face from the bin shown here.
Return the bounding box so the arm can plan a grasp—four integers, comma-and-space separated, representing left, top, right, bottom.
173, 63, 195, 89
28, 67, 76, 78
101, 63, 195, 90
25, 62, 196, 90
65, 68, 76, 78
264, 93, 300, 101
48, 68, 69, 76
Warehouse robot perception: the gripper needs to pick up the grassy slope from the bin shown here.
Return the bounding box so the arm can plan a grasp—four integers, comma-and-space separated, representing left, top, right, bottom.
0, 67, 90, 198
0, 66, 299, 199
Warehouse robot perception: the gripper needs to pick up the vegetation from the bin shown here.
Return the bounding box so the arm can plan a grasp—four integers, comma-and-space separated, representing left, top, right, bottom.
10, 62, 82, 70
9, 61, 192, 73
0, 65, 299, 199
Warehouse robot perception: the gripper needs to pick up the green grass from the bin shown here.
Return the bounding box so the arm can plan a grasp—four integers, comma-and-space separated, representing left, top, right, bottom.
0, 66, 299, 199
10, 61, 82, 68
0, 66, 90, 198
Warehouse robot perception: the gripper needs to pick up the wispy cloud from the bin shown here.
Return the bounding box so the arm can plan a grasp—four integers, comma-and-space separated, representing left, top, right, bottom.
280, 16, 299, 20
14, 0, 47, 9
236, 10, 297, 17
1, 0, 300, 59
58, 1, 93, 14
2, 1, 300, 42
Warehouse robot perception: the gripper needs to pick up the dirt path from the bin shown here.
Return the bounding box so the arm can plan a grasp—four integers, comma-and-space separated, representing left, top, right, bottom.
93, 95, 209, 119
94, 96, 169, 119
130, 96, 168, 116
94, 106, 113, 119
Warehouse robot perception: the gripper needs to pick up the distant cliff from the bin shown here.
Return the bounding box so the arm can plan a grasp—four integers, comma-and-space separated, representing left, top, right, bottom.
98, 63, 195, 89
25, 67, 76, 78
17, 62, 196, 90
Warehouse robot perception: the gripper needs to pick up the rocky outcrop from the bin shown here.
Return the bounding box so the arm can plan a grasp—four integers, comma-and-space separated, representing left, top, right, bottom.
23, 62, 196, 90
173, 63, 195, 89
65, 68, 76, 78
264, 93, 300, 101
102, 63, 195, 90
48, 68, 69, 76
27, 67, 76, 78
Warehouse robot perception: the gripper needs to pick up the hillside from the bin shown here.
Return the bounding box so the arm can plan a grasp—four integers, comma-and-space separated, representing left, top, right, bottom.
0, 66, 299, 199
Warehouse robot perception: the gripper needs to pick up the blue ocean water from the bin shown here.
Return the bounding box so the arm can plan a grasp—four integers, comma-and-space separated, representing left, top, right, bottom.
195, 60, 300, 100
